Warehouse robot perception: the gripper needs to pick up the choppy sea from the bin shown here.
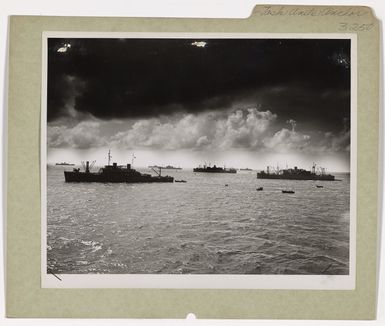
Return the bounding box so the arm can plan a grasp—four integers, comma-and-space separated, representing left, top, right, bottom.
47, 166, 350, 275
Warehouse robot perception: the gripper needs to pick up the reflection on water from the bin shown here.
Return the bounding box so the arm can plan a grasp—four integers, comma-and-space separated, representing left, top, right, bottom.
47, 166, 350, 275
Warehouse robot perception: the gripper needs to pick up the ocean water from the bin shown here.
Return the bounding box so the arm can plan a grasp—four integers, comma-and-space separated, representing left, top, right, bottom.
47, 166, 350, 275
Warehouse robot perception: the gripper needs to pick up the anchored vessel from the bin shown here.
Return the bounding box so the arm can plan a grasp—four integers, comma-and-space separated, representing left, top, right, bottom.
257, 164, 335, 181
64, 151, 174, 183
55, 162, 75, 166
193, 164, 237, 173
148, 165, 182, 170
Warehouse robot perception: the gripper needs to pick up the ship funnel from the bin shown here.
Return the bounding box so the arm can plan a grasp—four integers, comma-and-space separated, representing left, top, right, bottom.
86, 161, 90, 173
127, 164, 131, 170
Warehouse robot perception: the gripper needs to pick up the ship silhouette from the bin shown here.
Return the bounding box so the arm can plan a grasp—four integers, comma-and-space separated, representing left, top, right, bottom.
55, 162, 75, 166
64, 150, 173, 183
257, 164, 335, 181
148, 165, 182, 170
193, 164, 236, 173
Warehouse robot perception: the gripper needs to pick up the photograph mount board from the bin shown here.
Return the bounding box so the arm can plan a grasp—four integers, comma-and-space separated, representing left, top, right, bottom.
6, 5, 380, 319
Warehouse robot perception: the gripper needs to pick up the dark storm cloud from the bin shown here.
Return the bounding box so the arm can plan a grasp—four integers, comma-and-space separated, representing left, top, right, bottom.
241, 85, 350, 132
47, 38, 350, 128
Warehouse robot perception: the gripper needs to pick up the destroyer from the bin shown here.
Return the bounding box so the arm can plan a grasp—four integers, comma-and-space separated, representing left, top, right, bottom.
64, 151, 174, 183
257, 164, 335, 181
193, 164, 236, 173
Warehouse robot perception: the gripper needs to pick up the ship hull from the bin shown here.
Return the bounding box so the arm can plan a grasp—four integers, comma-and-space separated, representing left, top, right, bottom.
257, 173, 335, 181
193, 168, 236, 173
64, 171, 174, 183
148, 166, 182, 170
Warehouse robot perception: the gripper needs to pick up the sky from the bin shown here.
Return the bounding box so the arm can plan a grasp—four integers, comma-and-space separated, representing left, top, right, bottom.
46, 37, 351, 171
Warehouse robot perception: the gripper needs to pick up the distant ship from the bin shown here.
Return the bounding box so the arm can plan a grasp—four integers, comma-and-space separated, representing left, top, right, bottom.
55, 162, 75, 166
193, 164, 237, 174
239, 168, 253, 171
257, 164, 335, 181
64, 151, 173, 183
148, 165, 182, 170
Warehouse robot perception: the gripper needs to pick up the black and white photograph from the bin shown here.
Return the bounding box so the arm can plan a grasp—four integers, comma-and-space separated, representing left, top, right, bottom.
42, 34, 355, 287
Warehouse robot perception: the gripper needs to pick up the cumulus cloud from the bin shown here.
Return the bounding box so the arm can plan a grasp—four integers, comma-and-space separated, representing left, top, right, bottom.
263, 128, 311, 152
47, 107, 350, 156
110, 107, 277, 151
319, 129, 350, 152
47, 120, 106, 149
315, 117, 350, 153
332, 130, 350, 151
286, 119, 297, 131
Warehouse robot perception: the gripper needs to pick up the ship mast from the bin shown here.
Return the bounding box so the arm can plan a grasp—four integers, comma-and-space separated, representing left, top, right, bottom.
312, 162, 316, 174
131, 153, 136, 166
108, 150, 112, 166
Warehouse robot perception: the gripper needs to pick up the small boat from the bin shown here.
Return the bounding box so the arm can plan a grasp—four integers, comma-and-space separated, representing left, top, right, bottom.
316, 185, 323, 188
175, 180, 187, 183
225, 184, 229, 187
282, 190, 295, 194
256, 187, 263, 191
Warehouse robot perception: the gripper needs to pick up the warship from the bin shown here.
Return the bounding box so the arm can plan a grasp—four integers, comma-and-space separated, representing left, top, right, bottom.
257, 164, 335, 181
193, 164, 237, 173
64, 151, 174, 183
